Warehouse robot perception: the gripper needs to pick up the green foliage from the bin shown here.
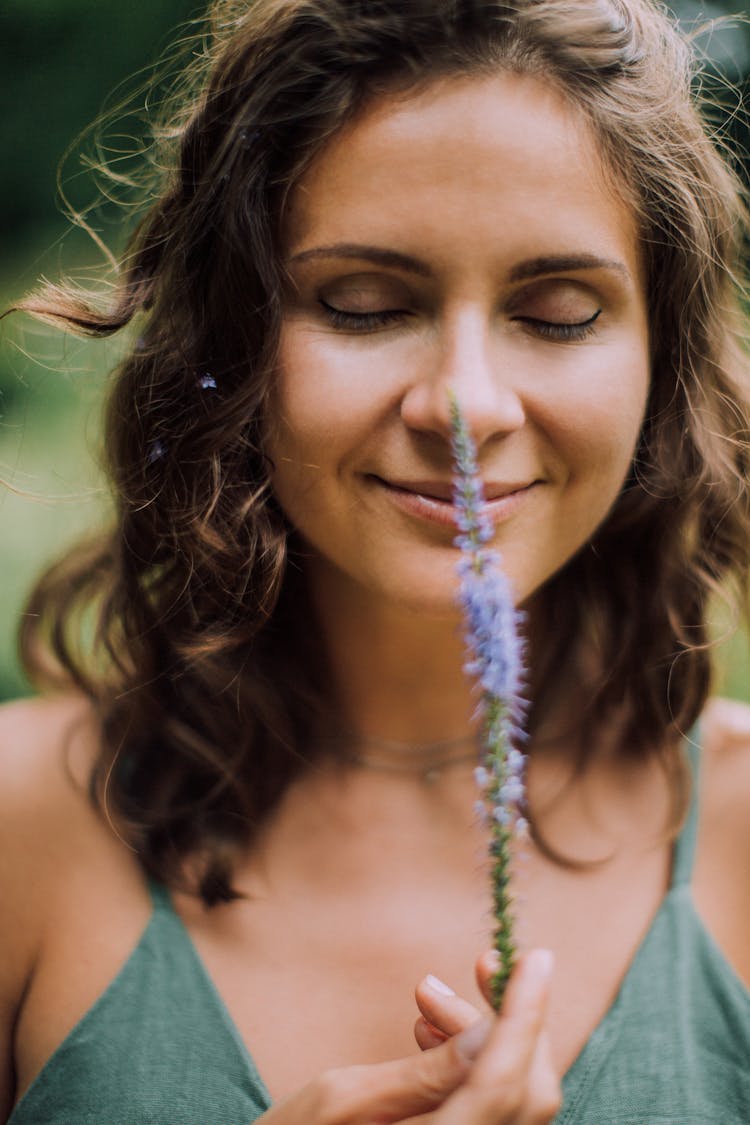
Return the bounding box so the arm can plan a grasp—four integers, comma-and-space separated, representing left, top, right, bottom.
0, 0, 195, 701
0, 0, 199, 259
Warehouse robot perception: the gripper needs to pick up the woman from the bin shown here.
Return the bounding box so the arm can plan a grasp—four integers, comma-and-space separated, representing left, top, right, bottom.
2, 0, 749, 1121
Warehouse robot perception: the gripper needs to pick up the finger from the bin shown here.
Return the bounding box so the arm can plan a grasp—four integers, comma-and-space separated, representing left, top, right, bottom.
346, 1017, 492, 1120
416, 973, 484, 1038
467, 949, 554, 1088
434, 1028, 561, 1125
525, 1029, 563, 1123
264, 1024, 492, 1125
431, 956, 557, 1125
414, 1015, 449, 1051
475, 949, 501, 1009
501, 950, 554, 1020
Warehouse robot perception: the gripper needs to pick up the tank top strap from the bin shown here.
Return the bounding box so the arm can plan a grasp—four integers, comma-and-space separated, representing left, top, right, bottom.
669, 723, 701, 889
147, 876, 174, 911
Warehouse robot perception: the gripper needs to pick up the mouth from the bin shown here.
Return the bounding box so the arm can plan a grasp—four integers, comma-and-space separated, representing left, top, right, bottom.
370, 476, 538, 528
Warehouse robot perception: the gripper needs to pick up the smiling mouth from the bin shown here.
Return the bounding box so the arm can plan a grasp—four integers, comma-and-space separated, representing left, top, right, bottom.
371, 476, 538, 527
385, 479, 533, 501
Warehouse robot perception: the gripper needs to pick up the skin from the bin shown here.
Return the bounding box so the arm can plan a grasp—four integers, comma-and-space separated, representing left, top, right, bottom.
267, 71, 649, 745
270, 73, 649, 620
1, 72, 749, 1125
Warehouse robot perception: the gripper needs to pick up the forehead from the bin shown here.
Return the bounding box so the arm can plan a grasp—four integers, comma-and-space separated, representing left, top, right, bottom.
284, 71, 641, 284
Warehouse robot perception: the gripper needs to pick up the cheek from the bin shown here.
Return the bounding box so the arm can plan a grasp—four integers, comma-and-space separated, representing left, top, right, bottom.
267, 325, 380, 519
272, 324, 390, 455
551, 348, 650, 478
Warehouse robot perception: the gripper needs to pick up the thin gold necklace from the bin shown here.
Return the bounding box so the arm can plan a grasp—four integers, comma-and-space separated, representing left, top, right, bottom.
335, 731, 480, 786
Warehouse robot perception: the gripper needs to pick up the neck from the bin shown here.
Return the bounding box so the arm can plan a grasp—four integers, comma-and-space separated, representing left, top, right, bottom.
307, 564, 478, 745
325, 728, 481, 786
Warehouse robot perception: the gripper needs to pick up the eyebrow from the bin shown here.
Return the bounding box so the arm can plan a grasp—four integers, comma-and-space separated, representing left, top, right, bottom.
508, 254, 631, 282
289, 244, 432, 277
288, 243, 631, 282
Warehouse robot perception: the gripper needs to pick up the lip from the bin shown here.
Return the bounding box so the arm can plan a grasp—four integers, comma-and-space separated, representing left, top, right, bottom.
386, 479, 532, 502
372, 476, 538, 528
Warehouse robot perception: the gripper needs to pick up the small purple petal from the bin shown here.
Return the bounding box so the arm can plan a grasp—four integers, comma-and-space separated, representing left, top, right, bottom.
508, 748, 526, 772
474, 765, 491, 788
500, 777, 525, 804
147, 440, 166, 465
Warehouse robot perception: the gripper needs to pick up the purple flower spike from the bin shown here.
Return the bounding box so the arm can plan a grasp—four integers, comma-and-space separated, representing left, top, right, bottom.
449, 393, 528, 1011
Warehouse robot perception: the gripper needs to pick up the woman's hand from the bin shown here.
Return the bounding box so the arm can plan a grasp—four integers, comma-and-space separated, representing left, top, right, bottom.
414, 947, 506, 1050
256, 1015, 487, 1125
426, 950, 561, 1124
258, 950, 560, 1124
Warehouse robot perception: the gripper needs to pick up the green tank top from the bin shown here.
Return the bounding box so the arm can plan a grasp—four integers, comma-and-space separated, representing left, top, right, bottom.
9, 736, 750, 1124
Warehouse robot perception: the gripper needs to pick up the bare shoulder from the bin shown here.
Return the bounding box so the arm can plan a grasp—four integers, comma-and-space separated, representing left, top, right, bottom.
693, 697, 750, 985
0, 695, 102, 1112
0, 697, 151, 1114
699, 696, 750, 802
0, 692, 142, 975
0, 692, 99, 846
696, 696, 750, 832
701, 694, 750, 749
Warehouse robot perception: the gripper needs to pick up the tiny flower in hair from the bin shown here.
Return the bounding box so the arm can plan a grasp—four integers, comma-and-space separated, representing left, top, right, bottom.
450, 393, 528, 1011
147, 440, 166, 465
199, 372, 217, 390
239, 127, 262, 148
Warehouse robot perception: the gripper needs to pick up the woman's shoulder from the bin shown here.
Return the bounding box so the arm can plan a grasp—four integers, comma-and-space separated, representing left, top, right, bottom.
0, 688, 94, 749
0, 695, 101, 1107
0, 691, 143, 959
0, 693, 104, 916
696, 695, 750, 872
700, 695, 750, 801
0, 692, 99, 839
698, 696, 750, 861
693, 696, 750, 987
0, 695, 152, 1115
702, 694, 750, 745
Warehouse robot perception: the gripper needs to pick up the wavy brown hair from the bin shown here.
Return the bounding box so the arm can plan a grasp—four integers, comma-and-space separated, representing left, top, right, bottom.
12, 0, 750, 901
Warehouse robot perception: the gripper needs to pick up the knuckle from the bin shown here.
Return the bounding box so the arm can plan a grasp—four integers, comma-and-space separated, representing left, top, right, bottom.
479, 1085, 523, 1122
466, 1077, 524, 1119
311, 1066, 363, 1124
415, 1046, 461, 1100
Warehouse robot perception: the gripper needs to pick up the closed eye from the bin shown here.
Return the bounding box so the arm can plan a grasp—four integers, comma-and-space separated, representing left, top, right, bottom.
320, 300, 409, 333
515, 309, 602, 342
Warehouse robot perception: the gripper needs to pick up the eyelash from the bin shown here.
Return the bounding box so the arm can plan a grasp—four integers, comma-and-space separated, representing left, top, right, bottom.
516, 309, 602, 341
320, 302, 407, 332
320, 301, 602, 340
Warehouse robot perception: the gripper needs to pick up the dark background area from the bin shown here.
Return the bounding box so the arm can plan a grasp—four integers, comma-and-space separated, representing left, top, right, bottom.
1, 1, 749, 701
1, 0, 198, 277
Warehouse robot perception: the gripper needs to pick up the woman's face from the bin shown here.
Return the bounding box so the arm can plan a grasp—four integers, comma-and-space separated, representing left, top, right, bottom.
268, 72, 650, 616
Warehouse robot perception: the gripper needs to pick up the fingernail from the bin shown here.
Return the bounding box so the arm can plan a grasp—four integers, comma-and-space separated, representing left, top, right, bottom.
425, 974, 455, 997
455, 1017, 492, 1062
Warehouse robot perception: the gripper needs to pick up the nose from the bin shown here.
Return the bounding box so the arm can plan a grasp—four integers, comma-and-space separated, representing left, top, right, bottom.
399, 309, 526, 449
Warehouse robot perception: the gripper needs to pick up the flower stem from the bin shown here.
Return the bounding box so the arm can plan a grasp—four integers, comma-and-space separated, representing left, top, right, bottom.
449, 394, 527, 1012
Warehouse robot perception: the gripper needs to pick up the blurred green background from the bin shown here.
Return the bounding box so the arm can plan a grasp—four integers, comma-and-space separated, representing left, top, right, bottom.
1, 1, 749, 703
0, 0, 197, 700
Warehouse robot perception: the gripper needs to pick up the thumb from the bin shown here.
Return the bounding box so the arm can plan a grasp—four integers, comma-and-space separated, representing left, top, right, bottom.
364, 1020, 491, 1122
260, 1028, 491, 1125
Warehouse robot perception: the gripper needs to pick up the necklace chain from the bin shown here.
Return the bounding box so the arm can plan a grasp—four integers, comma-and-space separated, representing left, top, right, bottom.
332, 731, 480, 785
